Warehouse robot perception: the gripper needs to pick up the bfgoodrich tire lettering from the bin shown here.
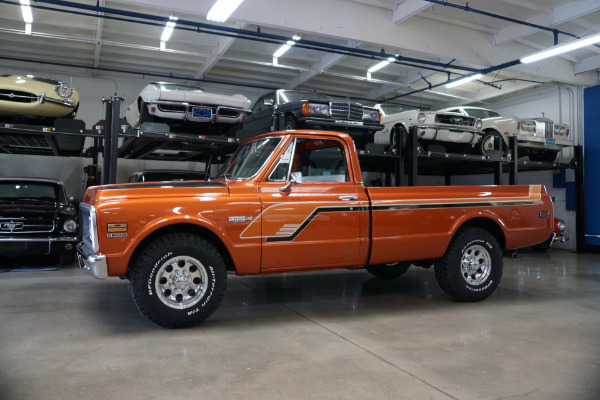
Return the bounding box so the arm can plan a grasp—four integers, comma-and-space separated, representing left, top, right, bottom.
434, 227, 502, 302
130, 233, 227, 328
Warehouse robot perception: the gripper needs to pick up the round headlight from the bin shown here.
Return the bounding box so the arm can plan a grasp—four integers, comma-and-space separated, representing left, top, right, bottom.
554, 126, 566, 135
475, 119, 483, 130
556, 219, 566, 232
63, 219, 78, 233
521, 121, 535, 131
55, 84, 73, 98
417, 113, 426, 123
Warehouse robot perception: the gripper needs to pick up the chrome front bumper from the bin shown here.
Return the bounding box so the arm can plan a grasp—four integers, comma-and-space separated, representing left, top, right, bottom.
76, 241, 107, 280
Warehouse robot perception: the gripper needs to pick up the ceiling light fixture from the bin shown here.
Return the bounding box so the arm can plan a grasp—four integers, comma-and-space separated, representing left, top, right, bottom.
207, 0, 244, 23
159, 15, 177, 51
272, 36, 301, 66
366, 57, 396, 81
446, 73, 483, 88
20, 0, 33, 34
520, 32, 600, 64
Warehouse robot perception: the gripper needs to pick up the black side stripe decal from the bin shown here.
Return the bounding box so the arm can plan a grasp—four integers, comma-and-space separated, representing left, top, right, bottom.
371, 200, 536, 211
266, 206, 369, 242
265, 199, 536, 243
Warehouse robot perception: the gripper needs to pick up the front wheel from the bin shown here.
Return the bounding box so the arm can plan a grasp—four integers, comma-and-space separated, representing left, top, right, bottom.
479, 130, 506, 157
434, 227, 502, 302
284, 115, 297, 130
365, 262, 411, 279
130, 233, 227, 328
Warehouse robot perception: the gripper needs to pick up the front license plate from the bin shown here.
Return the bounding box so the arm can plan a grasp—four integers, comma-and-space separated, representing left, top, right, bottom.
192, 107, 212, 118
545, 138, 556, 147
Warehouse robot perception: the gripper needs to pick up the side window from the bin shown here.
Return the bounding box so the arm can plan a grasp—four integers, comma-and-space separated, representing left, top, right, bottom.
268, 140, 295, 181
252, 93, 276, 113
296, 139, 349, 182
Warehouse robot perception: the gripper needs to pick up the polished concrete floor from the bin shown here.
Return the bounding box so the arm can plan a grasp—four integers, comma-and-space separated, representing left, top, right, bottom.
1, 249, 599, 400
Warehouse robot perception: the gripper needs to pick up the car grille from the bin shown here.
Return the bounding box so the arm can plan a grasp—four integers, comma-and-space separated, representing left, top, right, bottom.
330, 101, 363, 121
158, 104, 187, 113
536, 120, 554, 138
0, 217, 54, 234
0, 89, 37, 103
435, 114, 476, 126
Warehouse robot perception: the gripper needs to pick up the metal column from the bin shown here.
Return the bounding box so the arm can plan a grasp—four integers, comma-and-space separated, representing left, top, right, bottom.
101, 97, 122, 185
509, 136, 518, 185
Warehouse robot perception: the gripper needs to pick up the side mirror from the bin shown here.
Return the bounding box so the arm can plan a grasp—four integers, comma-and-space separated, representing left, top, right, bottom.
264, 99, 274, 106
279, 172, 303, 192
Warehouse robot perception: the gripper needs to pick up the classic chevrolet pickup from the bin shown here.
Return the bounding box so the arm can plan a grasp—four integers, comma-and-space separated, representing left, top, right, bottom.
77, 130, 553, 328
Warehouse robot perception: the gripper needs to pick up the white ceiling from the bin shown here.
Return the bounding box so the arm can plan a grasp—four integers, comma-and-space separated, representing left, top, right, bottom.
1, 0, 599, 109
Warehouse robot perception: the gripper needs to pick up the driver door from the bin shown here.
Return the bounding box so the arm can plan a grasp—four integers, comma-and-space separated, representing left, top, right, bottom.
257, 136, 368, 271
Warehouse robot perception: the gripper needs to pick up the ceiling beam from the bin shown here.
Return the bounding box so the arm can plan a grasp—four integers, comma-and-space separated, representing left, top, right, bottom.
193, 22, 246, 80
392, 0, 431, 24
494, 0, 600, 46
575, 54, 600, 75
287, 41, 363, 89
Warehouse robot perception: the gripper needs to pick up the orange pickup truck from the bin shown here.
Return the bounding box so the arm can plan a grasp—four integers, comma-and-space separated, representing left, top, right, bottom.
77, 130, 553, 328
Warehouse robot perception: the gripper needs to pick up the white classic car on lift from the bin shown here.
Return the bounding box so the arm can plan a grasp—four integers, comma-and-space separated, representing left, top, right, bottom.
438, 106, 572, 162
373, 103, 482, 154
125, 82, 252, 135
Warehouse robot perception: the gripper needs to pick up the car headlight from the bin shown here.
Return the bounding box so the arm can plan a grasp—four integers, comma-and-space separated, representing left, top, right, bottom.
554, 126, 567, 135
63, 219, 78, 233
556, 219, 566, 232
363, 108, 380, 122
521, 121, 536, 132
475, 119, 483, 130
55, 83, 73, 98
302, 102, 329, 116
417, 113, 426, 123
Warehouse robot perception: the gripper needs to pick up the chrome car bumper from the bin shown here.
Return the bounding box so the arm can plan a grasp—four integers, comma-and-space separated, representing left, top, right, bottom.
76, 241, 107, 280
416, 124, 481, 144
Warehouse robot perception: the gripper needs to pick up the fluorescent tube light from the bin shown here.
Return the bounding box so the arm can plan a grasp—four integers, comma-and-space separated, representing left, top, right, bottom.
446, 73, 483, 88
161, 15, 178, 42
207, 0, 244, 22
25, 22, 31, 35
367, 57, 396, 73
20, 0, 33, 24
160, 41, 166, 51
520, 32, 600, 64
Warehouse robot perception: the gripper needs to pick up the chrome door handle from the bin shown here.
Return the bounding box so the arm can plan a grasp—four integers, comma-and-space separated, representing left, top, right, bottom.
338, 195, 358, 201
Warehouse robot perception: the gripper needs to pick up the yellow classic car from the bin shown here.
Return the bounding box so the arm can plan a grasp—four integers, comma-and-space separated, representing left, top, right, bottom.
0, 74, 80, 122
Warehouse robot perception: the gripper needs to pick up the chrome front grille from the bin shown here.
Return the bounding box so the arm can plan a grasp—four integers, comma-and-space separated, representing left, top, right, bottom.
0, 217, 54, 234
534, 120, 554, 138
79, 203, 99, 252
435, 114, 476, 126
330, 101, 363, 121
0, 90, 37, 103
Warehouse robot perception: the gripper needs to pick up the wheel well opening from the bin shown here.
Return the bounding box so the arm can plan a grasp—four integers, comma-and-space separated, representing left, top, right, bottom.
457, 218, 506, 250
126, 224, 235, 278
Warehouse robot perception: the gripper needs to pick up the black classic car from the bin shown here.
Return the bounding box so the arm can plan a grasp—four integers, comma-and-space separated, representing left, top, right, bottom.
0, 178, 79, 265
239, 89, 384, 148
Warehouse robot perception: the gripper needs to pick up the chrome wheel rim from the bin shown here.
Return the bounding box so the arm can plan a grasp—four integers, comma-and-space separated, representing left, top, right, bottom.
460, 244, 492, 285
482, 135, 498, 153
155, 256, 208, 309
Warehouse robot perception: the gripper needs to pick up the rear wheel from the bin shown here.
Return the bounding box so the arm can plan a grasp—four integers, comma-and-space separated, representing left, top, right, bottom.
365, 262, 411, 279
389, 124, 408, 153
130, 233, 227, 328
434, 227, 502, 301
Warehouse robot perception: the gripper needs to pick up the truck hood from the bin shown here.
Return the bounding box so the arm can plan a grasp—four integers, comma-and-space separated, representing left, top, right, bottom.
83, 181, 230, 203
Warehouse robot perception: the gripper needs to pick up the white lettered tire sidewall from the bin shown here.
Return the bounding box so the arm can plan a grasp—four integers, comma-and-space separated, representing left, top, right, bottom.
434, 227, 503, 302
131, 234, 227, 328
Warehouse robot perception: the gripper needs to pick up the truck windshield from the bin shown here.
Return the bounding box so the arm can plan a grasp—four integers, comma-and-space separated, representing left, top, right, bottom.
212, 137, 283, 180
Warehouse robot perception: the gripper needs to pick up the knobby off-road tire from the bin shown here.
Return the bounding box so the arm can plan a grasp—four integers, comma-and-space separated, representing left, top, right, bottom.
130, 233, 227, 328
365, 262, 411, 279
434, 227, 502, 302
